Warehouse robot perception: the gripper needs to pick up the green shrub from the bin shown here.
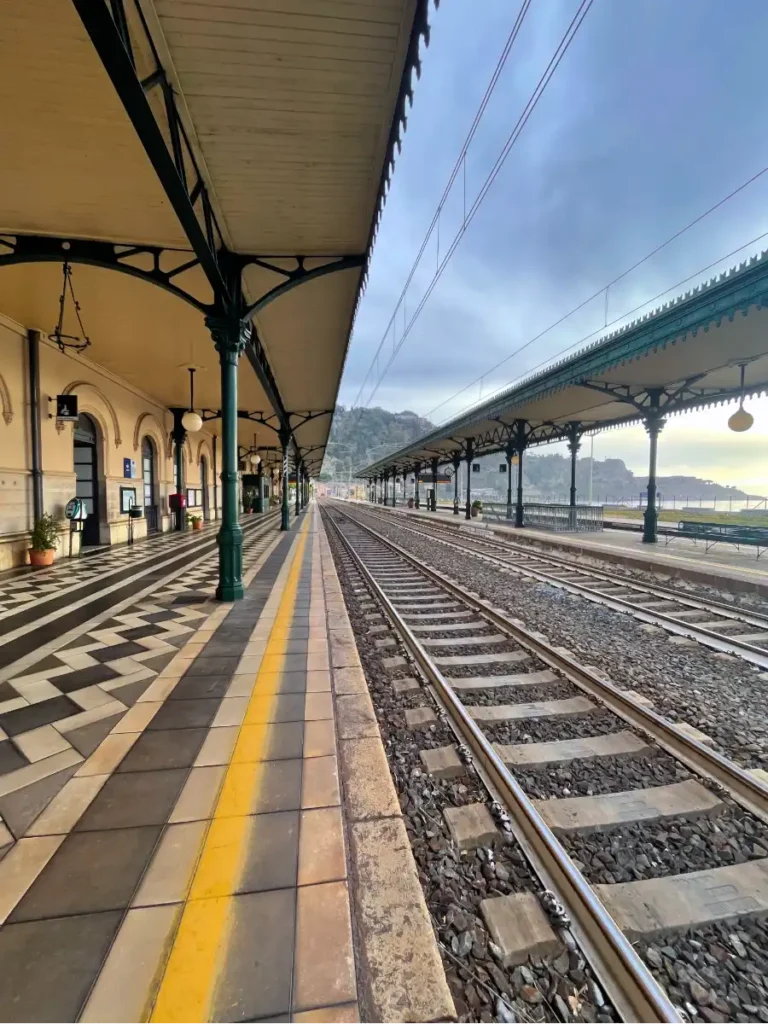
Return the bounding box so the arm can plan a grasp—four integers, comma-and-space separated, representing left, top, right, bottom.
30, 513, 61, 551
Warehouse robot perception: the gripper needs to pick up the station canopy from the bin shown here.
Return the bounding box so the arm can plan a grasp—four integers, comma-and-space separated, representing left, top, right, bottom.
0, 0, 433, 476
359, 249, 768, 478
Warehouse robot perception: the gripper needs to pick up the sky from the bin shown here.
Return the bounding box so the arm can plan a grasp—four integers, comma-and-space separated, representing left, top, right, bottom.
338, 0, 768, 496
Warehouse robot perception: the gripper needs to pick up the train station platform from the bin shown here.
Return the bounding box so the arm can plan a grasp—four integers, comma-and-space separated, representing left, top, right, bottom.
0, 505, 451, 1023
364, 502, 768, 598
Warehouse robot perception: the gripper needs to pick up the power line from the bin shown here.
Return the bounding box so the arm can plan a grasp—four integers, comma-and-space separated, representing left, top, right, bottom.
352, 0, 593, 417
349, 0, 534, 416
424, 161, 768, 421
436, 227, 768, 427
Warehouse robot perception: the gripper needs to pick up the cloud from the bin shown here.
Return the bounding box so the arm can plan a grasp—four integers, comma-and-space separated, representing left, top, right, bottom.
340, 0, 768, 493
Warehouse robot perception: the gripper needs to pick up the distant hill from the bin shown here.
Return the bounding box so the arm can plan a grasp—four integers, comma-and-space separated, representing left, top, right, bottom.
321, 407, 758, 500
320, 406, 434, 479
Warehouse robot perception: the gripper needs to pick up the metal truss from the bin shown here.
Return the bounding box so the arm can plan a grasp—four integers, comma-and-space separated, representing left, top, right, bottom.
63, 0, 363, 456
242, 256, 364, 316
580, 376, 748, 417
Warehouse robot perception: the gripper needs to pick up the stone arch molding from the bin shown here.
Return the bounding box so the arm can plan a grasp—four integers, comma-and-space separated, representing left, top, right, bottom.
196, 437, 213, 465
133, 412, 171, 460
56, 381, 122, 447
0, 372, 12, 425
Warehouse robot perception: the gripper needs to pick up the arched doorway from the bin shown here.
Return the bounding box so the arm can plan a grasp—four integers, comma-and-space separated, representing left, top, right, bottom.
142, 436, 158, 533
74, 414, 101, 546
200, 455, 210, 520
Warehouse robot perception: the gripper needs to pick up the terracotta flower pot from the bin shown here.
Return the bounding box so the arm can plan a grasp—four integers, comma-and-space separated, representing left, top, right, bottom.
192, 520, 204, 531
29, 548, 55, 567
470, 507, 479, 518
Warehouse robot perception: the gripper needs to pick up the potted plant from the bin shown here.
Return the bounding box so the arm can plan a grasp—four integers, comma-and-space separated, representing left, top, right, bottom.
29, 513, 61, 567
187, 513, 204, 532
471, 499, 483, 519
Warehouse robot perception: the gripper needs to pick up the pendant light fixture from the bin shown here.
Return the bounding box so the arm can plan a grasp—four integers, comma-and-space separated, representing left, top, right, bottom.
728, 362, 754, 433
181, 367, 203, 433
50, 262, 91, 354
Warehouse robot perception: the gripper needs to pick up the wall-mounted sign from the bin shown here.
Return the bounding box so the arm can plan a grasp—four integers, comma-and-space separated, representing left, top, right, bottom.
499, 464, 507, 473
64, 497, 87, 520
56, 395, 78, 421
120, 486, 138, 514
472, 463, 481, 473
123, 458, 136, 479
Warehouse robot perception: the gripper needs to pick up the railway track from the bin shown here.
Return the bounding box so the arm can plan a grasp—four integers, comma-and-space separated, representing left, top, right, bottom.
351, 504, 768, 671
323, 501, 768, 1024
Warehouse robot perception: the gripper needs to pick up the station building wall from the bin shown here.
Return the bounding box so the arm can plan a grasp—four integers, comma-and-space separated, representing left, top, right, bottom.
0, 314, 221, 570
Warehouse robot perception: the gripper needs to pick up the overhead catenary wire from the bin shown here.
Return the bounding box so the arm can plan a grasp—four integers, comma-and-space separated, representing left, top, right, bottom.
432, 226, 768, 429
423, 161, 768, 422
351, 0, 594, 419
348, 0, 534, 416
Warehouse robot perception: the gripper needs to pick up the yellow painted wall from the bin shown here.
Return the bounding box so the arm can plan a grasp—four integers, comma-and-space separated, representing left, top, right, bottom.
0, 315, 221, 568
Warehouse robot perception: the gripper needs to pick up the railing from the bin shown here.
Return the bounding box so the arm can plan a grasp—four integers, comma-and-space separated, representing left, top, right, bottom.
522, 503, 604, 532
478, 502, 604, 532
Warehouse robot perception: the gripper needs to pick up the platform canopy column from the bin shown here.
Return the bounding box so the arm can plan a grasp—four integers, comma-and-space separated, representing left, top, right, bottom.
430, 457, 439, 512
452, 453, 461, 514
391, 468, 397, 507
414, 463, 421, 509
513, 420, 527, 528
207, 316, 249, 601
255, 457, 264, 514
169, 408, 187, 533
642, 393, 665, 544
504, 439, 515, 520
464, 439, 474, 521
294, 456, 301, 517
279, 429, 291, 531
567, 422, 582, 529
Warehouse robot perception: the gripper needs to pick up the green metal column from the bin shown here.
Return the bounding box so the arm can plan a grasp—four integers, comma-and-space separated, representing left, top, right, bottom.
464, 440, 473, 520
392, 469, 397, 507
414, 463, 421, 509
430, 457, 439, 511
206, 316, 247, 601
452, 453, 461, 514
514, 420, 526, 528
567, 422, 581, 530
170, 408, 187, 532
280, 432, 290, 531
505, 440, 514, 519
643, 399, 664, 543
255, 461, 264, 514
295, 460, 301, 516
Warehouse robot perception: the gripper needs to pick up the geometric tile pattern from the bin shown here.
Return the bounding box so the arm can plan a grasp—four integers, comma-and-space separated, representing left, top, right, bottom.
0, 521, 277, 844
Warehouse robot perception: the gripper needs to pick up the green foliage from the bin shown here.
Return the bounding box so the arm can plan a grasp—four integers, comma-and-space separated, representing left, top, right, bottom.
30, 513, 61, 551
186, 514, 203, 525
471, 499, 483, 510
322, 405, 435, 480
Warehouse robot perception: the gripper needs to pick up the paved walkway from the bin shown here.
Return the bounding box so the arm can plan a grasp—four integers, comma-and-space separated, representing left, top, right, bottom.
0, 506, 454, 1022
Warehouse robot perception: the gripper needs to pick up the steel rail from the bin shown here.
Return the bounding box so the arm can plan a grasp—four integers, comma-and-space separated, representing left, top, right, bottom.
358, 505, 768, 670
331, 502, 768, 824
324, 506, 680, 1024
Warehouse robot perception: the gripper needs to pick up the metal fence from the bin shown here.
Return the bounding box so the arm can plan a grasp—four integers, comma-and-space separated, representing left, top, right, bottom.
523, 503, 604, 532
481, 502, 604, 532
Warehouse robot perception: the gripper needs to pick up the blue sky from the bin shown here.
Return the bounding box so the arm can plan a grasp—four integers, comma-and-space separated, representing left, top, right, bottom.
339, 0, 768, 494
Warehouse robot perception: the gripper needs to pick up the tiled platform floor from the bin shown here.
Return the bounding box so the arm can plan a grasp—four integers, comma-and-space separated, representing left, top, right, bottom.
0, 517, 280, 846
0, 508, 362, 1022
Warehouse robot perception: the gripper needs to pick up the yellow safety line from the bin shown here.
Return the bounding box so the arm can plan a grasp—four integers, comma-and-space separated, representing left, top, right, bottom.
150, 518, 311, 1023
